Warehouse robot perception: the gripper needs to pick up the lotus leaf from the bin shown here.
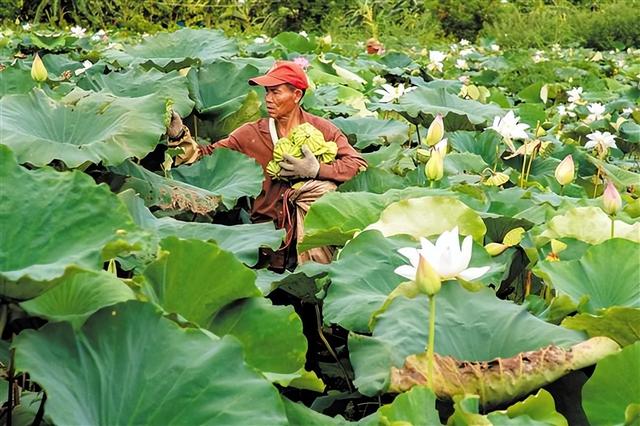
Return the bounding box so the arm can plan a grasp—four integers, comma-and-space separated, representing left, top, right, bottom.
0, 146, 140, 299
142, 237, 261, 327
378, 386, 441, 425
536, 239, 640, 312
582, 342, 640, 426
332, 117, 409, 149
562, 307, 640, 347
12, 301, 288, 425
20, 268, 135, 329
103, 28, 237, 71
0, 89, 167, 167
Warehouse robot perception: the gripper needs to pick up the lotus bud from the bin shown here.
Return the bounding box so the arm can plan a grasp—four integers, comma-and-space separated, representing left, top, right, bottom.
425, 114, 444, 146
31, 53, 48, 82
416, 148, 431, 163
425, 149, 444, 181
554, 155, 575, 186
415, 255, 441, 296
602, 180, 622, 215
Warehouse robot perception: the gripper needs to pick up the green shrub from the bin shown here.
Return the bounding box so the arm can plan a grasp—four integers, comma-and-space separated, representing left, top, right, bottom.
430, 0, 499, 41
579, 1, 640, 50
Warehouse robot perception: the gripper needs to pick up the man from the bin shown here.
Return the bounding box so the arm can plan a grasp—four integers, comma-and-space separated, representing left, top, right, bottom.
167, 61, 367, 271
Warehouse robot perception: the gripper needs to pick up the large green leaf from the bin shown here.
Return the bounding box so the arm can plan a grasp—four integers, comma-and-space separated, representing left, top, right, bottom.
103, 28, 237, 71
0, 65, 36, 97
349, 282, 586, 395
171, 148, 264, 209
187, 60, 261, 115
365, 195, 487, 243
300, 187, 436, 251
77, 67, 195, 116
582, 342, 640, 426
537, 207, 640, 245
377, 87, 503, 126
0, 89, 167, 167
112, 160, 221, 214
449, 390, 568, 426
562, 307, 640, 347
142, 237, 261, 328
20, 269, 134, 329
536, 239, 640, 312
331, 117, 409, 149
324, 231, 415, 333
0, 146, 140, 299
210, 297, 307, 374
119, 190, 283, 266
378, 386, 441, 425
12, 301, 288, 425
282, 398, 378, 426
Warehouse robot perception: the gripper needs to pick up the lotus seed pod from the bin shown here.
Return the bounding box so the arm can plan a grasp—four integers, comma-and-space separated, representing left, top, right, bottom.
415, 255, 441, 296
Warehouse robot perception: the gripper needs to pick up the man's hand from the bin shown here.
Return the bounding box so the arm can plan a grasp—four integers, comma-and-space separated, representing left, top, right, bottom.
279, 145, 320, 179
166, 111, 184, 139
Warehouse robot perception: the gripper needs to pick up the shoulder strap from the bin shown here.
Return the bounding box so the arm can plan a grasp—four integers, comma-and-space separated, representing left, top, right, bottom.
268, 117, 279, 145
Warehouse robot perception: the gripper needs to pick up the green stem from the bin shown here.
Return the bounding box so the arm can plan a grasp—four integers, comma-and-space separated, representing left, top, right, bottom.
610, 216, 615, 239
593, 168, 601, 198
426, 294, 437, 390
493, 144, 500, 172
560, 185, 565, 196
519, 140, 528, 188
524, 150, 536, 185
429, 180, 436, 188
415, 124, 422, 146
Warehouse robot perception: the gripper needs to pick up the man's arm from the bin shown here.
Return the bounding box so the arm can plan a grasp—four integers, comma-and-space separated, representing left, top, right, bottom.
316, 127, 367, 182
199, 135, 242, 156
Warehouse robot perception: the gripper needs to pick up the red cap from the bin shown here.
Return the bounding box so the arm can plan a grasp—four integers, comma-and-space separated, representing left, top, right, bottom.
248, 61, 309, 90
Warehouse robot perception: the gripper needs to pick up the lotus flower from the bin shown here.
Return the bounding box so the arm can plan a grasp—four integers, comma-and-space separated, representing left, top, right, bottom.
30, 53, 48, 82
602, 180, 622, 215
374, 83, 414, 103
585, 131, 617, 151
293, 56, 310, 70
414, 255, 441, 296
567, 87, 583, 104
488, 111, 530, 150
70, 26, 86, 37
395, 227, 490, 283
427, 50, 446, 73
554, 155, 575, 186
586, 103, 606, 122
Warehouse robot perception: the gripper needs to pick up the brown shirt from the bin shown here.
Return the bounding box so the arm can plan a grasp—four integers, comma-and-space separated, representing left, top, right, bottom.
201, 109, 367, 224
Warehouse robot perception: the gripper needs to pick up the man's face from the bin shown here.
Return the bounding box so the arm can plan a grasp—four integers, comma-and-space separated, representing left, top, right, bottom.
264, 84, 302, 119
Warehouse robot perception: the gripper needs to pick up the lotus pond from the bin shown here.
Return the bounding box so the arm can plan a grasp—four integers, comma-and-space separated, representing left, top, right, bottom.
0, 27, 639, 425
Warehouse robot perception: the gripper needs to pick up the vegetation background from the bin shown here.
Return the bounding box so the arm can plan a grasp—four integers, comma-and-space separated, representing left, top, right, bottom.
2, 0, 639, 51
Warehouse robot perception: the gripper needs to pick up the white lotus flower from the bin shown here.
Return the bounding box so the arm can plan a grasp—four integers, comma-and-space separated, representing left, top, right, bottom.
567, 87, 583, 103
532, 50, 547, 63
298, 31, 308, 38
490, 43, 500, 52
427, 50, 446, 73
374, 83, 414, 103
585, 131, 617, 151
459, 39, 470, 46
395, 227, 490, 282
455, 59, 469, 70
254, 37, 265, 44
70, 26, 86, 37
621, 107, 634, 117
585, 103, 606, 122
488, 111, 530, 143
557, 105, 576, 118
22, 23, 31, 31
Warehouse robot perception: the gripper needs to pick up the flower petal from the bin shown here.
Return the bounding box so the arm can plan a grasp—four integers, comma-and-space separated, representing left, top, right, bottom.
398, 247, 420, 268
394, 265, 417, 281
460, 235, 473, 270
458, 266, 490, 281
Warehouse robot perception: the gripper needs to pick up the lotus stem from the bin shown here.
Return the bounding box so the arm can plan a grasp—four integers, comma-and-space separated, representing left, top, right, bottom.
415, 124, 422, 146
493, 144, 500, 172
524, 150, 536, 185
519, 140, 528, 188
426, 294, 437, 390
559, 185, 565, 196
593, 168, 601, 198
610, 216, 615, 239
429, 180, 436, 188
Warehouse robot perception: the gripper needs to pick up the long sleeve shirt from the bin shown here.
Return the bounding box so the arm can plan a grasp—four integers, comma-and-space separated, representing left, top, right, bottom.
200, 109, 367, 225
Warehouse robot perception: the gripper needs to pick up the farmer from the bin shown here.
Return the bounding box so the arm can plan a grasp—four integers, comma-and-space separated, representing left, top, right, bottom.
166, 61, 367, 271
